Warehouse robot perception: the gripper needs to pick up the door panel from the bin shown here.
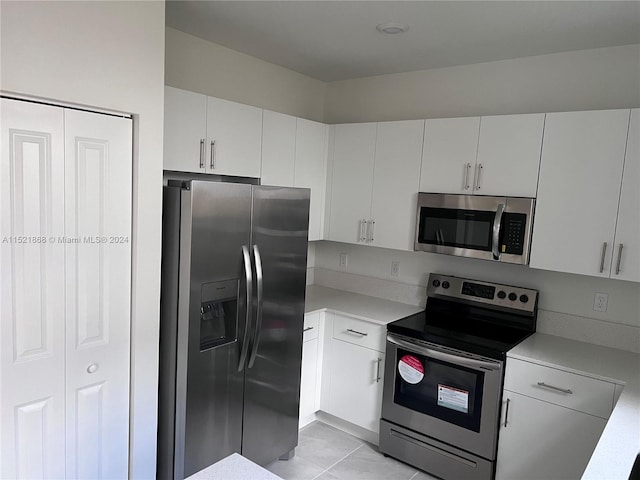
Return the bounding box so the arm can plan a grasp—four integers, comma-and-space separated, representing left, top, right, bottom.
1, 99, 66, 479
64, 109, 132, 479
182, 181, 253, 477
164, 86, 207, 173
242, 186, 309, 465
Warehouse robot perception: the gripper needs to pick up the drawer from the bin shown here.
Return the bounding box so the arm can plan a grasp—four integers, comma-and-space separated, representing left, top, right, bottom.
504, 358, 615, 418
303, 312, 319, 342
332, 314, 385, 352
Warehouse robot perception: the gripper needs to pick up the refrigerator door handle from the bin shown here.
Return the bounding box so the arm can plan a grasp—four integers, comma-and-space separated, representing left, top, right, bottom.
238, 245, 253, 372
248, 244, 264, 368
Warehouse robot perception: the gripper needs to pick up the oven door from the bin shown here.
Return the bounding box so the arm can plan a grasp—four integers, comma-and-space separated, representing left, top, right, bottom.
381, 333, 503, 460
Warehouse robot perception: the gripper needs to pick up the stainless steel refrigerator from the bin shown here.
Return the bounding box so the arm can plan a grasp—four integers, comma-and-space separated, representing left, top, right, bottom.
157, 180, 310, 479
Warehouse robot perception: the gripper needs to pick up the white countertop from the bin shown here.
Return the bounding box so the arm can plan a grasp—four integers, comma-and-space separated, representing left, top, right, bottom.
185, 453, 283, 480
305, 285, 423, 325
509, 333, 640, 480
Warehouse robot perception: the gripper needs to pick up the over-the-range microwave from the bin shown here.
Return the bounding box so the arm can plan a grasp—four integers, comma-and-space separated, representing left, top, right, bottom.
414, 193, 535, 265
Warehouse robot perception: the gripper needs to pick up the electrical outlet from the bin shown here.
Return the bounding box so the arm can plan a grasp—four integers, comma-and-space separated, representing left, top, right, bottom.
391, 261, 400, 277
339, 252, 348, 269
594, 292, 608, 312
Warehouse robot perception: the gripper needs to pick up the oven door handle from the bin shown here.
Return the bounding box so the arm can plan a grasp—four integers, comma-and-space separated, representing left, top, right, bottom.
387, 335, 502, 371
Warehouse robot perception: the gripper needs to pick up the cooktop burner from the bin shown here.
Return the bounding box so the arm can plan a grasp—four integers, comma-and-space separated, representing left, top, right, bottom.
387, 274, 538, 360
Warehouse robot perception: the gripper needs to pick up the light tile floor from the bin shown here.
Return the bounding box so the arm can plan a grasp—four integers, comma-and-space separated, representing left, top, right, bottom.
266, 422, 438, 480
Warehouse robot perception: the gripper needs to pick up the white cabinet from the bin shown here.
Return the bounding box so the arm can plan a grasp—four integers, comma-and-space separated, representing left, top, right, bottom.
530, 109, 631, 278
475, 114, 544, 197
324, 314, 385, 434
164, 86, 262, 177
261, 110, 296, 187
420, 114, 544, 197
496, 358, 614, 480
295, 118, 328, 242
328, 121, 423, 251
612, 108, 640, 282
206, 96, 262, 178
1, 98, 132, 479
328, 123, 377, 244
300, 312, 321, 427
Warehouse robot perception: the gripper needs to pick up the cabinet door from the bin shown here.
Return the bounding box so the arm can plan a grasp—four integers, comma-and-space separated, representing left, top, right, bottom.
328, 123, 376, 244
420, 117, 480, 194
0, 99, 66, 479
300, 338, 319, 422
370, 120, 424, 251
206, 97, 263, 178
327, 340, 384, 433
295, 118, 328, 241
164, 86, 207, 173
612, 108, 640, 282
64, 110, 132, 479
261, 110, 295, 187
530, 110, 629, 277
475, 113, 544, 197
496, 391, 607, 480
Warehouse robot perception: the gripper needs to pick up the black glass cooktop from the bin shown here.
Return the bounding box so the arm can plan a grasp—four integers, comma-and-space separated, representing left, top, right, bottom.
387, 297, 536, 360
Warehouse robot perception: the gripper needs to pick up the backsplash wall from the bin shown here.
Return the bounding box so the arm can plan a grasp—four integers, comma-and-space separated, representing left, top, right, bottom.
310, 241, 640, 352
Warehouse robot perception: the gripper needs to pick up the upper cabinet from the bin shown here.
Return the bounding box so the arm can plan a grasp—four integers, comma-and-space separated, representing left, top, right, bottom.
613, 109, 640, 282
261, 110, 296, 187
530, 109, 631, 278
164, 86, 262, 178
327, 120, 424, 251
294, 118, 328, 242
420, 114, 544, 197
475, 114, 544, 197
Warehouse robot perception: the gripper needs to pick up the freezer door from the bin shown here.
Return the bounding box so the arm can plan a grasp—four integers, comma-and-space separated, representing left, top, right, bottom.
181, 181, 253, 478
242, 185, 310, 465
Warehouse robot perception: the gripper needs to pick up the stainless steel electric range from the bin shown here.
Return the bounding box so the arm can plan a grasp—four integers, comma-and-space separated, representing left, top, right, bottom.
379, 273, 538, 480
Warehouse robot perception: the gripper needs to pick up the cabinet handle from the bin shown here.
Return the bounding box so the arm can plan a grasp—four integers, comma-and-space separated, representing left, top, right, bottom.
503, 398, 510, 427
464, 163, 472, 190
359, 219, 366, 242
537, 382, 573, 394
346, 328, 368, 336
375, 357, 382, 383
615, 243, 624, 275
599, 242, 608, 273
368, 220, 375, 243
210, 140, 216, 169
303, 326, 314, 332
474, 163, 483, 190
199, 139, 205, 168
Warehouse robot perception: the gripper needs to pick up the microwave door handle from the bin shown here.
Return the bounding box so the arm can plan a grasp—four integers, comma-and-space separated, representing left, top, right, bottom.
492, 203, 505, 260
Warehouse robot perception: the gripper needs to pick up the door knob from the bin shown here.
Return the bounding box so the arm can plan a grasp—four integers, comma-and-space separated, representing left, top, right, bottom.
87, 363, 99, 374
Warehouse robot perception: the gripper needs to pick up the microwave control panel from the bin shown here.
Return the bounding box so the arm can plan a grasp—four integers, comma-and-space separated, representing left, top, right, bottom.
501, 213, 527, 255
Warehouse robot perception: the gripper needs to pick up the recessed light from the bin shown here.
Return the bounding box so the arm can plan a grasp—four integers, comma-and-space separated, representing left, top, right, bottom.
376, 22, 410, 35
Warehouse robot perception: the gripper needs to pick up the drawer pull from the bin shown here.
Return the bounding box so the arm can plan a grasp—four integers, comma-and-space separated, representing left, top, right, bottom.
537, 382, 573, 394
303, 326, 314, 332
346, 328, 368, 336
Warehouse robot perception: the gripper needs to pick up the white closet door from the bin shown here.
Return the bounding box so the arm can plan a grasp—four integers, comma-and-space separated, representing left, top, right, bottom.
0, 99, 66, 479
64, 110, 132, 479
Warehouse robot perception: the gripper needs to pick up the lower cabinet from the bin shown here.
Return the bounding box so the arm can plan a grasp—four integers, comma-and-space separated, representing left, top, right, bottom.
495, 358, 614, 480
299, 312, 321, 424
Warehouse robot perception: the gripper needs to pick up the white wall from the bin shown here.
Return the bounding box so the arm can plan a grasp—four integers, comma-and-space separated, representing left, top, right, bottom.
0, 1, 165, 477
324, 44, 640, 123
166, 27, 327, 122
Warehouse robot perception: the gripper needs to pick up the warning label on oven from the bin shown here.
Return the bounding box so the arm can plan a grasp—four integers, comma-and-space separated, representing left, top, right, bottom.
397, 355, 424, 384
437, 384, 469, 413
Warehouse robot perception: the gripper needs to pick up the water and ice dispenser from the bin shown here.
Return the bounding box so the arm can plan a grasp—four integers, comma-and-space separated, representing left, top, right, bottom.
199, 279, 238, 351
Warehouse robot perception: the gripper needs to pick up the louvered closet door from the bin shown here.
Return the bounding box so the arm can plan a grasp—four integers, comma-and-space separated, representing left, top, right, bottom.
64, 110, 132, 479
0, 99, 66, 479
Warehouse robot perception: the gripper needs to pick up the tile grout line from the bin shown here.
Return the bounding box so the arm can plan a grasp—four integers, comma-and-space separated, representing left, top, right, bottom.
309, 443, 366, 480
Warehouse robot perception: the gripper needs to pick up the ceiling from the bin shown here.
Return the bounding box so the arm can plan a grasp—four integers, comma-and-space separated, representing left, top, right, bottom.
166, 1, 640, 82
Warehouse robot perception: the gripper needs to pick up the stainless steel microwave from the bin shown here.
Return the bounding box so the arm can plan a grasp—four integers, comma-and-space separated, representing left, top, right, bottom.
414, 193, 535, 265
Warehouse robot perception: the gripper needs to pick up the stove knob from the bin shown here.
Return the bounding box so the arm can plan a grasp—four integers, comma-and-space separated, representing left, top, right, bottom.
432, 279, 441, 287
508, 292, 518, 301
520, 294, 529, 303
442, 281, 450, 289
497, 290, 506, 299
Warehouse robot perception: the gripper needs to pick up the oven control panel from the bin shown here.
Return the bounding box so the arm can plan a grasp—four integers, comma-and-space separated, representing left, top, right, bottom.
427, 274, 537, 314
